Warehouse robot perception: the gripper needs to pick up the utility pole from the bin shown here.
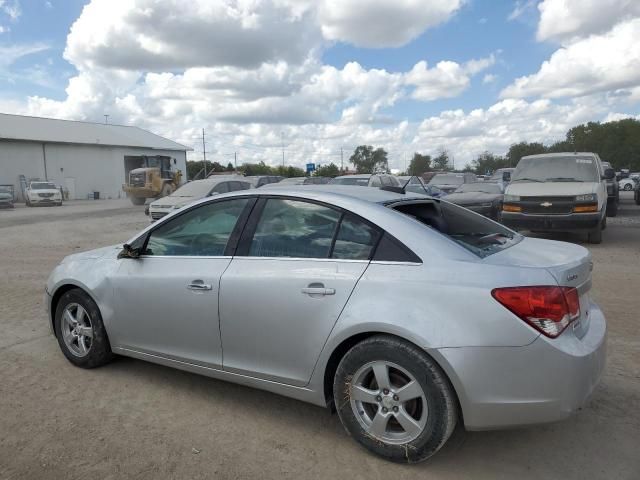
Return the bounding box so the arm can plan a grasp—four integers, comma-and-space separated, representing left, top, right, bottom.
234, 152, 237, 170
281, 132, 285, 168
341, 147, 343, 171
202, 128, 207, 177
103, 114, 109, 124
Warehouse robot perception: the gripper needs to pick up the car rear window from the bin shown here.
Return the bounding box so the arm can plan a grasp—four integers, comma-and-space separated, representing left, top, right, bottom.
388, 200, 521, 258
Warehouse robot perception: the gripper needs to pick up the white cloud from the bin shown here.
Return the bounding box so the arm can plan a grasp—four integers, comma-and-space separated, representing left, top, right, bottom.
482, 73, 497, 84
537, 0, 640, 42
0, 43, 49, 68
65, 0, 321, 71
413, 96, 611, 164
0, 0, 21, 21
318, 0, 462, 48
405, 55, 495, 101
501, 18, 640, 99
508, 0, 536, 22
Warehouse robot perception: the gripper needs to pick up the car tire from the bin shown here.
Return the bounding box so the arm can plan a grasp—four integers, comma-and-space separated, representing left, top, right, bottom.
624, 183, 633, 191
636, 191, 640, 205
54, 288, 113, 369
587, 221, 603, 244
333, 335, 458, 463
129, 196, 146, 206
606, 199, 617, 217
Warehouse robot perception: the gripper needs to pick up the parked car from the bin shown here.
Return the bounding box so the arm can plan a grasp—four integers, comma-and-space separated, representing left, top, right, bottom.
147, 175, 252, 222
396, 176, 444, 197
246, 175, 283, 188
25, 181, 62, 206
487, 168, 515, 190
427, 172, 476, 194
444, 182, 504, 220
0, 184, 15, 208
46, 185, 606, 463
633, 177, 640, 205
273, 176, 331, 185
329, 174, 401, 188
501, 152, 615, 244
618, 178, 636, 191
600, 161, 619, 217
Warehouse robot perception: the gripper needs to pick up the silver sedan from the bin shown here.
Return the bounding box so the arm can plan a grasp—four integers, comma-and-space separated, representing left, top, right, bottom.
45, 186, 606, 463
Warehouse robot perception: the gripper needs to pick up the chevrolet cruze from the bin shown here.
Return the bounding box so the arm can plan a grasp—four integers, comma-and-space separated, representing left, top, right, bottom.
45, 185, 606, 463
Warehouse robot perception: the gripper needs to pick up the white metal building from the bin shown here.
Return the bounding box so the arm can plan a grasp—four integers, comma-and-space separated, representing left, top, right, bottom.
0, 113, 191, 201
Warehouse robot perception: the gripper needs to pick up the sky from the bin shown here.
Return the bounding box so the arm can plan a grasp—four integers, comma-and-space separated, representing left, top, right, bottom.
1, 0, 639, 171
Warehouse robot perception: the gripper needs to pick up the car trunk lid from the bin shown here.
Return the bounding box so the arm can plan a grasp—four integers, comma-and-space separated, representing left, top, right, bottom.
484, 237, 593, 338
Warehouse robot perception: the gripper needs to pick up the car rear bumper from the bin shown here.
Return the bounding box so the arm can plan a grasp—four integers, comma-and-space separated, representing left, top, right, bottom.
435, 301, 606, 430
502, 211, 601, 232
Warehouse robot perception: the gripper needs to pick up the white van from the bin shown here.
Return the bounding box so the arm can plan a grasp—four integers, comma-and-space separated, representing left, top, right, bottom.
501, 152, 615, 244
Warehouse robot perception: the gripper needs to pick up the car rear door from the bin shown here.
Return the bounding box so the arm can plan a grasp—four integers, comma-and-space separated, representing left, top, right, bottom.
111, 197, 255, 368
219, 197, 381, 386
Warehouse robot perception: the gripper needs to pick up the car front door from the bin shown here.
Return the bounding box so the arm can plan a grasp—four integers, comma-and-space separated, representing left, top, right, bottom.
111, 197, 254, 368
219, 197, 381, 386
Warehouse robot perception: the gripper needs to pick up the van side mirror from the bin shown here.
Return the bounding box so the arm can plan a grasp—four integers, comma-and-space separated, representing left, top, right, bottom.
118, 243, 141, 259
603, 168, 615, 180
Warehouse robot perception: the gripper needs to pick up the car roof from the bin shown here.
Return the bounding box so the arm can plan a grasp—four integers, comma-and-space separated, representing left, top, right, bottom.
333, 174, 372, 179
191, 175, 247, 184
522, 152, 597, 160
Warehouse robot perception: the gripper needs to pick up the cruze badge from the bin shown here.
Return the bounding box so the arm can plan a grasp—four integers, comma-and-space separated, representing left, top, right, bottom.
567, 273, 578, 281
540, 201, 553, 207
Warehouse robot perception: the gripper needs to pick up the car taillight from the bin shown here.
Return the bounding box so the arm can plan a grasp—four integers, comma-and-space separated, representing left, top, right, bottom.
491, 286, 580, 338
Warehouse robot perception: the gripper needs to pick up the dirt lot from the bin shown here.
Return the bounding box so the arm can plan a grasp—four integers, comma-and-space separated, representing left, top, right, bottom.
1, 196, 639, 479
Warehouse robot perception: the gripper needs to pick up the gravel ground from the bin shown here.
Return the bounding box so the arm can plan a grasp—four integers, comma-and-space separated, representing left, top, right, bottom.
0, 194, 638, 480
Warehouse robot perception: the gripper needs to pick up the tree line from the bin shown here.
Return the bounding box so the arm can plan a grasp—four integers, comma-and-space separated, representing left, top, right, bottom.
186, 118, 640, 179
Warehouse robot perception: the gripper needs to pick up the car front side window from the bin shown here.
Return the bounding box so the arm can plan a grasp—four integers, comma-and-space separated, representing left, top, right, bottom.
248, 199, 341, 258
145, 198, 250, 256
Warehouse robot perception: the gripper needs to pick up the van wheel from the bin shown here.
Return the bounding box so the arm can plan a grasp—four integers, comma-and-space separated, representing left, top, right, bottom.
587, 223, 603, 244
333, 335, 458, 463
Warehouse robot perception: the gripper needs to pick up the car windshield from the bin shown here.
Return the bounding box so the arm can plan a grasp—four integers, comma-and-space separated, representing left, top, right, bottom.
512, 156, 599, 183
31, 182, 56, 190
390, 200, 520, 258
171, 181, 218, 197
0, 186, 11, 193
329, 177, 370, 186
454, 183, 502, 194
428, 174, 465, 185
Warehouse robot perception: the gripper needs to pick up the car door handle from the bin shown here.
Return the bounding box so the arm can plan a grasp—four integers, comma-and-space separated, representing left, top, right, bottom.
187, 280, 213, 291
301, 284, 335, 296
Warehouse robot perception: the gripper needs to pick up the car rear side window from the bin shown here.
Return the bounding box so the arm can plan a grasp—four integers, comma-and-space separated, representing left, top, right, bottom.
372, 233, 421, 263
331, 214, 380, 260
248, 199, 341, 258
145, 198, 250, 256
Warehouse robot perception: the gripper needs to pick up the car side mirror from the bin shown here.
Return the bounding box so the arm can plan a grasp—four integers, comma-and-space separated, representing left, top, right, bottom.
118, 243, 141, 259
603, 168, 615, 180
502, 172, 511, 182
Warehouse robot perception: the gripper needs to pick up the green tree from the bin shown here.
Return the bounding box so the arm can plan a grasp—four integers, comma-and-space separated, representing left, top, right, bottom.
186, 160, 221, 180
407, 153, 431, 176
349, 145, 389, 173
315, 162, 340, 177
226, 162, 235, 172
432, 149, 450, 171
470, 151, 510, 175
239, 161, 273, 176
506, 142, 547, 166
274, 165, 306, 177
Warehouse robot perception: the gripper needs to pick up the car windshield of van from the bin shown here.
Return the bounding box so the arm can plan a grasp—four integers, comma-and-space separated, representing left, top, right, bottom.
329, 177, 370, 186
512, 156, 599, 183
428, 174, 464, 185
31, 182, 56, 190
171, 181, 217, 197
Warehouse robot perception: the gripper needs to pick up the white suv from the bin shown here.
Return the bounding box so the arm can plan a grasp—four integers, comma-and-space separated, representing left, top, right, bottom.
501, 152, 615, 244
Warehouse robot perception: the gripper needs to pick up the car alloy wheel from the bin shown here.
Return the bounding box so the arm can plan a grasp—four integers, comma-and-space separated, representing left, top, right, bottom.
60, 303, 93, 357
349, 360, 428, 444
